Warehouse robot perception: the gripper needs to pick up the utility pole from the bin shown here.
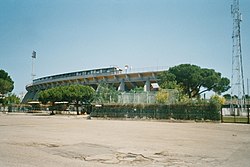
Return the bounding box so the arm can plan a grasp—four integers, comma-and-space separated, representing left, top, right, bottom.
31, 51, 36, 82
230, 0, 246, 117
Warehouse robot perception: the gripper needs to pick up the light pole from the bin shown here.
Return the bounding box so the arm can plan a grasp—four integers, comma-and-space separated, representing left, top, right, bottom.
31, 51, 36, 82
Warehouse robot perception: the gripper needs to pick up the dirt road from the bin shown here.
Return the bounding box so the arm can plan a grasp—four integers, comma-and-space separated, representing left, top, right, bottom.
0, 113, 249, 167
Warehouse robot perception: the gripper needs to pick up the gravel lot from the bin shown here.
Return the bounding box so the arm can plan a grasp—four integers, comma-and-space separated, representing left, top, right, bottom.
0, 113, 249, 167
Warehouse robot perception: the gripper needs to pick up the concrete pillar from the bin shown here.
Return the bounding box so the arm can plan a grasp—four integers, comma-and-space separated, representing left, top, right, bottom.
118, 79, 125, 91
144, 79, 150, 92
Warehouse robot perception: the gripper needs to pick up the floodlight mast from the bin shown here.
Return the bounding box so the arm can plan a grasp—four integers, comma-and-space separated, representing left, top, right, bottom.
230, 0, 246, 114
31, 51, 36, 82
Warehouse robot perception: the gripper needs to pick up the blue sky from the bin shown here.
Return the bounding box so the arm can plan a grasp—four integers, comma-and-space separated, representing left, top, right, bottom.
1, 0, 250, 96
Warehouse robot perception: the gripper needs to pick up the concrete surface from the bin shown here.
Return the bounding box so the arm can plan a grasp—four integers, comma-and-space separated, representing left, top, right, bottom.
0, 113, 249, 167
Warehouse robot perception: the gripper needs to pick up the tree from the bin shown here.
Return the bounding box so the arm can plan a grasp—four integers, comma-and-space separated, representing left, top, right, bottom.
3, 93, 20, 105
200, 68, 230, 95
246, 95, 250, 100
158, 64, 230, 98
38, 87, 64, 114
38, 85, 95, 115
158, 71, 177, 89
66, 85, 95, 115
95, 83, 119, 103
223, 94, 231, 100
0, 69, 14, 95
38, 90, 50, 104
38, 87, 63, 104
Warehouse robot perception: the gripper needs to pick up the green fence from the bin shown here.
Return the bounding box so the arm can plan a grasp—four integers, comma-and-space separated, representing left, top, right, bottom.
91, 103, 220, 121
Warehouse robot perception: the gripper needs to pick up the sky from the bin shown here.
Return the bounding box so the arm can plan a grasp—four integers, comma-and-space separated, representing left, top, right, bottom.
0, 0, 250, 96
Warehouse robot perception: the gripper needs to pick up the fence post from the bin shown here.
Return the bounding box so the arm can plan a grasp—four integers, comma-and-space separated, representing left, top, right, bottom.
247, 105, 249, 124
234, 107, 236, 123
220, 106, 223, 123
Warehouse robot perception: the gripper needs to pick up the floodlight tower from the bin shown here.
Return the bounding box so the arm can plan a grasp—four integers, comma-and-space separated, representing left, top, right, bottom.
230, 0, 246, 114
31, 51, 36, 82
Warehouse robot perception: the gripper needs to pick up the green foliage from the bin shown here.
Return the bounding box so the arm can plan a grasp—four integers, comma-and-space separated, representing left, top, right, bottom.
158, 64, 230, 98
0, 69, 14, 95
38, 90, 50, 104
156, 89, 169, 104
178, 94, 193, 104
91, 103, 221, 121
39, 85, 95, 104
168, 64, 201, 98
1, 93, 20, 106
130, 86, 144, 93
67, 85, 95, 104
38, 87, 63, 104
212, 77, 230, 94
223, 94, 231, 100
209, 95, 226, 111
158, 71, 177, 89
95, 83, 119, 103
38, 85, 95, 114
222, 116, 249, 123
210, 94, 226, 105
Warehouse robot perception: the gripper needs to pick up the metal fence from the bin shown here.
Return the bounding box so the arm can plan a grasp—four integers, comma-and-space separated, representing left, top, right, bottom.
94, 90, 179, 105
0, 105, 31, 113
221, 105, 250, 124
118, 90, 178, 104
118, 92, 156, 104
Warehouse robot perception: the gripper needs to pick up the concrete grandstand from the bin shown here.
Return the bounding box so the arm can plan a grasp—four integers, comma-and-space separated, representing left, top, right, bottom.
22, 66, 166, 103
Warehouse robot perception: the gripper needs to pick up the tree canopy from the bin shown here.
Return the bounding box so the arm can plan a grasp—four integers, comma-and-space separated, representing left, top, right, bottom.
1, 93, 20, 106
158, 64, 230, 98
38, 85, 95, 114
39, 85, 95, 103
0, 69, 14, 95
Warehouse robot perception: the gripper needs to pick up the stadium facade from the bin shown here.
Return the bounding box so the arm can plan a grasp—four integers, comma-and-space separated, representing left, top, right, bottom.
23, 66, 166, 103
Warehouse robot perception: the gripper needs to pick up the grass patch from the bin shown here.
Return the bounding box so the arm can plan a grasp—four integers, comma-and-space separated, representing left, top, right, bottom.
222, 116, 249, 123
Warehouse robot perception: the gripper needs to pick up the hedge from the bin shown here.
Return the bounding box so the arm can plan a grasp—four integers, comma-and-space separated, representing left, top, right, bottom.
90, 103, 221, 121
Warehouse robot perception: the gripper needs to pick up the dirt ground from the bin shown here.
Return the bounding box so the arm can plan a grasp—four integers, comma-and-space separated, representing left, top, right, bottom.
0, 113, 249, 167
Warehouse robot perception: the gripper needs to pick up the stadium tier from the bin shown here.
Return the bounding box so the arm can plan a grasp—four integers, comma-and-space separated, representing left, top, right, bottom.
22, 66, 165, 103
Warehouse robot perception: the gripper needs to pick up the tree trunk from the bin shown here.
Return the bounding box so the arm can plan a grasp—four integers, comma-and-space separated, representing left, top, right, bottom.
76, 101, 79, 115
50, 102, 55, 115
188, 91, 192, 98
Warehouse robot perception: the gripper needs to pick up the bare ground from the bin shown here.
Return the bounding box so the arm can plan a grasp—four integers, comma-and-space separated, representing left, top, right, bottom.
0, 113, 249, 167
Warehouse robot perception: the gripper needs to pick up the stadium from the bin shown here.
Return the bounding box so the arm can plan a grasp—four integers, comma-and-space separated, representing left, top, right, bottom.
22, 66, 166, 103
